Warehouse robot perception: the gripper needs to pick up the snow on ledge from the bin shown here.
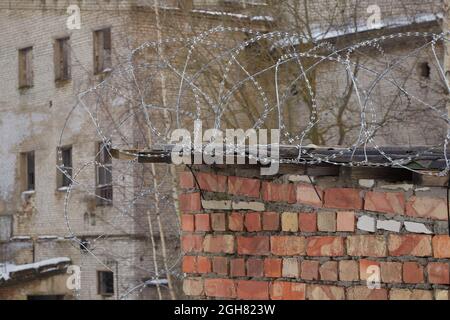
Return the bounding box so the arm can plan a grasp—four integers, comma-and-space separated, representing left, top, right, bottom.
0, 257, 71, 282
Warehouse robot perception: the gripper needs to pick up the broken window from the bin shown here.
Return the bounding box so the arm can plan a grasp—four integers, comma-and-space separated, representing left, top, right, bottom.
96, 142, 113, 206
93, 28, 112, 74
419, 62, 430, 79
20, 151, 35, 192
54, 37, 71, 82
18, 47, 33, 88
97, 271, 114, 296
57, 146, 72, 189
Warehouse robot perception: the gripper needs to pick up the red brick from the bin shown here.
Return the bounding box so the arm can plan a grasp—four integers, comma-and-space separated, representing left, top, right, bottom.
203, 235, 235, 254
182, 256, 197, 273
179, 193, 202, 213
336, 211, 355, 232
204, 279, 236, 298
306, 285, 345, 300
298, 213, 317, 232
346, 286, 388, 300
212, 256, 228, 275
406, 196, 448, 220
179, 171, 195, 189
237, 280, 269, 300
197, 256, 212, 274
324, 188, 363, 210
181, 235, 203, 253
427, 262, 450, 285
359, 259, 380, 281
380, 262, 402, 283
183, 278, 204, 296
262, 182, 296, 203
319, 261, 338, 281
306, 236, 345, 256
244, 212, 262, 232
262, 212, 279, 231
301, 260, 320, 280
229, 212, 244, 231
195, 214, 211, 232
364, 191, 405, 215
403, 262, 424, 284
246, 259, 264, 277
271, 236, 306, 256
264, 258, 282, 278
228, 176, 260, 198
296, 184, 323, 207
388, 235, 432, 257
181, 214, 194, 232
347, 235, 387, 257
230, 258, 246, 277
237, 236, 270, 255
270, 281, 306, 300
211, 213, 226, 231
432, 235, 450, 258
196, 172, 227, 192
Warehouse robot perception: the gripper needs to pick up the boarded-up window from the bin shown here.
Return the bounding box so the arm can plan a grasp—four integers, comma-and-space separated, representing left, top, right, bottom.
96, 142, 113, 206
97, 271, 114, 296
18, 47, 33, 88
57, 146, 72, 188
54, 37, 71, 81
93, 28, 112, 74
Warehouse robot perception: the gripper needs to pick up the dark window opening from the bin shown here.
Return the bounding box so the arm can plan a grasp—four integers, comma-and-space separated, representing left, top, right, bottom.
18, 47, 33, 88
58, 146, 72, 188
98, 271, 114, 296
54, 37, 71, 82
94, 28, 112, 74
26, 151, 35, 191
96, 142, 113, 206
419, 62, 430, 78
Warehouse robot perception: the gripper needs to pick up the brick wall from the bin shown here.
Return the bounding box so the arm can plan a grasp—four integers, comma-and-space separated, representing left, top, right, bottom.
179, 167, 450, 300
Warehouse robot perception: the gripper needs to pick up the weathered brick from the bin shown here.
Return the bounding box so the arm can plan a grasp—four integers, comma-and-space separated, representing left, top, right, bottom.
197, 256, 212, 274
262, 182, 296, 203
181, 235, 203, 253
301, 260, 320, 280
427, 262, 450, 285
179, 171, 195, 189
319, 261, 338, 281
181, 214, 194, 232
339, 260, 359, 281
246, 258, 264, 277
388, 235, 432, 257
264, 258, 282, 278
202, 200, 232, 210
435, 290, 449, 300
212, 256, 228, 275
432, 235, 450, 258
237, 280, 269, 300
179, 193, 202, 213
296, 184, 323, 207
389, 289, 433, 300
346, 286, 388, 300
403, 262, 424, 284
347, 235, 387, 257
306, 236, 345, 256
298, 212, 317, 232
324, 188, 363, 210
262, 212, 279, 231
203, 235, 234, 254
229, 212, 244, 231
281, 212, 298, 232
271, 236, 306, 256
406, 196, 448, 220
380, 262, 402, 283
228, 176, 260, 198
204, 279, 236, 298
359, 259, 381, 281
270, 281, 306, 300
230, 258, 246, 277
182, 256, 197, 274
307, 285, 345, 300
336, 211, 355, 232
195, 214, 211, 232
364, 191, 405, 215
244, 212, 262, 232
317, 211, 336, 232
282, 258, 300, 278
237, 236, 270, 255
183, 278, 204, 296
232, 201, 265, 211
211, 213, 226, 231
196, 172, 227, 193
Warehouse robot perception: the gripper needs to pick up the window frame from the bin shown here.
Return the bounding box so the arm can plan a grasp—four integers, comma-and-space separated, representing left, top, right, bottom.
95, 141, 113, 206
97, 270, 114, 296
18, 46, 33, 89
93, 28, 112, 75
54, 37, 72, 82
57, 145, 73, 189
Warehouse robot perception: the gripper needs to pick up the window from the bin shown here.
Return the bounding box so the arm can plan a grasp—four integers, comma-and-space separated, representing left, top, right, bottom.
96, 142, 113, 206
97, 271, 114, 296
18, 47, 33, 88
93, 28, 112, 74
419, 62, 430, 79
21, 151, 35, 191
54, 37, 71, 81
57, 146, 72, 189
